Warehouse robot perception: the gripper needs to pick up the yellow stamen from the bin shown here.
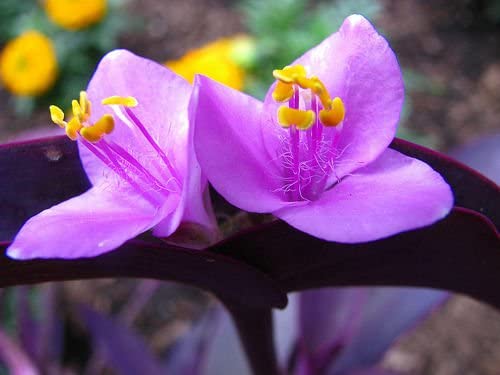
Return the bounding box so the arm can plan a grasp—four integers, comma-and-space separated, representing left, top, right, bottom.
309, 77, 331, 109
72, 99, 82, 118
102, 96, 138, 107
319, 97, 345, 127
277, 107, 315, 130
273, 65, 307, 84
65, 117, 82, 141
80, 114, 114, 143
272, 81, 294, 102
79, 91, 90, 115
49, 105, 66, 128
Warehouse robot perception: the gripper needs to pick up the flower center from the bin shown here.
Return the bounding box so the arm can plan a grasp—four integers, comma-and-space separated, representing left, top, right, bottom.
272, 65, 345, 202
49, 91, 181, 206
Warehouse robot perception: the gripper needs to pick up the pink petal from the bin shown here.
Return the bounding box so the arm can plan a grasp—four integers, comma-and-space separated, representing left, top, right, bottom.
153, 106, 217, 240
275, 149, 453, 243
80, 50, 192, 186
265, 15, 404, 181
6, 186, 175, 259
192, 75, 286, 213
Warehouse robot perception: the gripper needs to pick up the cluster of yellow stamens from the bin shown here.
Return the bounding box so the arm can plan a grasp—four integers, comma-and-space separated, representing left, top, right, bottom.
272, 65, 345, 130
49, 92, 137, 143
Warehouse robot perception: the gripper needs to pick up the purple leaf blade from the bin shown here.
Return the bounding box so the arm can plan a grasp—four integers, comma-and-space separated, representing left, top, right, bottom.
0, 239, 287, 309
1, 136, 498, 242
0, 137, 89, 242
0, 136, 498, 312
215, 207, 500, 309
390, 138, 499, 227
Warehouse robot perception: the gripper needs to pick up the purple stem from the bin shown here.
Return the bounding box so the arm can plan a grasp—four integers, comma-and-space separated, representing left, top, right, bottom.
224, 304, 280, 375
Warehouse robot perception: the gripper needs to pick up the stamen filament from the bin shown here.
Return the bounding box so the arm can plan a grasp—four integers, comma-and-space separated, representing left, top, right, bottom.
124, 107, 182, 187
103, 140, 173, 194
94, 140, 160, 206
289, 88, 300, 201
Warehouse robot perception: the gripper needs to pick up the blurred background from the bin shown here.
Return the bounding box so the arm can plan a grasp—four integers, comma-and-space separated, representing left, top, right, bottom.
0, 0, 499, 374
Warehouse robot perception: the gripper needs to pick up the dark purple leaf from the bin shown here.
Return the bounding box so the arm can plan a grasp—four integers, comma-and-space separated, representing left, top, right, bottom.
216, 208, 499, 308
0, 136, 498, 375
0, 239, 287, 309
0, 137, 89, 242
79, 305, 163, 375
1, 136, 497, 241
449, 132, 500, 184
391, 138, 499, 227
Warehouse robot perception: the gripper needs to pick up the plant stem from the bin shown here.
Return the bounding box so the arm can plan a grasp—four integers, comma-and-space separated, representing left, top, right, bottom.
225, 304, 280, 375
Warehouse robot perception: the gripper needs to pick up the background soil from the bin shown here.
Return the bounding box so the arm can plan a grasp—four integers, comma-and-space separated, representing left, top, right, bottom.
1, 0, 499, 374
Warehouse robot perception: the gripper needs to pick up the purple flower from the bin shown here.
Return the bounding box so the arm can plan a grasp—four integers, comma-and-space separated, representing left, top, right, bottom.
7, 50, 216, 259
192, 15, 453, 243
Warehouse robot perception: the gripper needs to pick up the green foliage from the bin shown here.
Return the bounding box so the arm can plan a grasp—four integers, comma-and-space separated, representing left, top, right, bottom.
0, 0, 135, 113
0, 0, 37, 43
240, 0, 382, 99
239, 0, 440, 146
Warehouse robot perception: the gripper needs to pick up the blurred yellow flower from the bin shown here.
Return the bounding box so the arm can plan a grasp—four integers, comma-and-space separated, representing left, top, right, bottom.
44, 0, 107, 30
0, 31, 58, 96
166, 35, 254, 91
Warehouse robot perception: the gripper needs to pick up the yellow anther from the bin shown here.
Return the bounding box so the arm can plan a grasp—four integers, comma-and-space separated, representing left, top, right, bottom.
65, 117, 82, 141
49, 105, 66, 128
80, 114, 114, 143
277, 106, 316, 130
272, 65, 307, 84
319, 97, 345, 127
79, 91, 90, 116
310, 77, 331, 108
72, 99, 82, 118
102, 96, 138, 107
272, 81, 294, 102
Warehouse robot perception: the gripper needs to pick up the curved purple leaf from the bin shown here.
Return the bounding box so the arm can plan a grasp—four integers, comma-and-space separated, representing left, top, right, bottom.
0, 239, 287, 309
390, 138, 499, 227
79, 305, 163, 375
0, 136, 498, 311
449, 132, 500, 184
0, 137, 89, 242
216, 208, 499, 308
1, 136, 498, 241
